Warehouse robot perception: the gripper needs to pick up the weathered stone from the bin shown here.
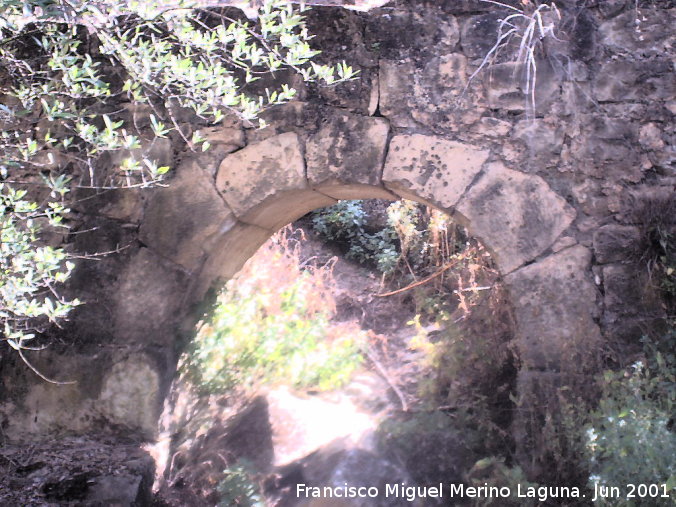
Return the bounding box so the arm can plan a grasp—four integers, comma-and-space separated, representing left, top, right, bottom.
245, 101, 306, 145
86, 473, 152, 506
379, 54, 481, 131
511, 119, 564, 169
470, 117, 513, 138
306, 109, 390, 191
602, 264, 665, 332
114, 248, 190, 345
378, 59, 418, 128
216, 132, 335, 229
564, 115, 643, 182
383, 134, 489, 209
551, 235, 578, 253
217, 133, 305, 209
100, 189, 143, 223
140, 159, 235, 272
506, 246, 602, 371
456, 162, 576, 274
594, 58, 674, 102
365, 5, 459, 60
484, 60, 561, 114
599, 9, 675, 54
201, 125, 245, 149
96, 356, 161, 439
597, 0, 630, 18
460, 12, 504, 59
593, 224, 641, 264
639, 122, 665, 150
194, 221, 273, 299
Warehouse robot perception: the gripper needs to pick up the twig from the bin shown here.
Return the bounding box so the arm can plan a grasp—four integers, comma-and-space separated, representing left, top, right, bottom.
17, 348, 77, 385
365, 347, 408, 412
375, 258, 463, 298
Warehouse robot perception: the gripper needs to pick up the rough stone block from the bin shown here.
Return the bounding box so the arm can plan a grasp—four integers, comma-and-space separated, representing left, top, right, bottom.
599, 9, 675, 54
460, 12, 504, 59
602, 264, 665, 326
114, 248, 190, 345
511, 119, 564, 168
484, 60, 561, 114
457, 162, 576, 274
383, 134, 489, 209
306, 109, 390, 190
216, 132, 335, 229
378, 59, 418, 128
505, 245, 602, 371
140, 158, 235, 272
97, 356, 161, 440
594, 59, 674, 102
593, 224, 641, 264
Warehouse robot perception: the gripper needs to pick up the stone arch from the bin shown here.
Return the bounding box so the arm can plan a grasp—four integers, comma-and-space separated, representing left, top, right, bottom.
135, 106, 601, 383
10, 1, 668, 481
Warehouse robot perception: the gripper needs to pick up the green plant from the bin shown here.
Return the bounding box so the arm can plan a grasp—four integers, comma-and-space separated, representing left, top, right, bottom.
183, 227, 365, 394
466, 456, 540, 507
311, 199, 400, 273
0, 0, 356, 366
0, 183, 78, 381
585, 358, 675, 505
311, 199, 465, 276
217, 459, 264, 507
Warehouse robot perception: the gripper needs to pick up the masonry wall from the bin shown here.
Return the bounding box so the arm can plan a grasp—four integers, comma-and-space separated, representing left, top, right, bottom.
0, 0, 673, 479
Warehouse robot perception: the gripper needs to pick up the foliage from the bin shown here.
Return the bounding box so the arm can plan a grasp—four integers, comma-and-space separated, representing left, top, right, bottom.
217, 459, 264, 507
0, 183, 78, 365
585, 352, 675, 505
311, 199, 399, 273
183, 227, 365, 395
0, 0, 356, 360
311, 199, 465, 277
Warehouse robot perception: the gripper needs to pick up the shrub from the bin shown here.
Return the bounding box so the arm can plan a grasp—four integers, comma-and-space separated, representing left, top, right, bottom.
585, 357, 675, 505
311, 199, 467, 276
183, 227, 365, 395
217, 459, 264, 507
377, 410, 482, 486
311, 199, 399, 273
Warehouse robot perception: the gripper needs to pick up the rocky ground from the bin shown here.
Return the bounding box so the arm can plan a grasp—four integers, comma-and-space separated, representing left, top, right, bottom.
0, 435, 155, 506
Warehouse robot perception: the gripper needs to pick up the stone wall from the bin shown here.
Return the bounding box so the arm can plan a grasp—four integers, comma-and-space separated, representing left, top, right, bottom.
1, 0, 673, 478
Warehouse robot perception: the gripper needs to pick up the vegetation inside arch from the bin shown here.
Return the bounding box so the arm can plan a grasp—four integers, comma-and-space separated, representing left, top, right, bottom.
163, 199, 518, 505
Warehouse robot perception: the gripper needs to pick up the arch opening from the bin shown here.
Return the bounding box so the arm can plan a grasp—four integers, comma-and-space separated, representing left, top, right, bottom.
158, 196, 517, 505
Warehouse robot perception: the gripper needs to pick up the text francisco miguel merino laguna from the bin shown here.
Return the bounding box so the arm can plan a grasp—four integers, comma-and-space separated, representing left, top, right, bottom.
297, 483, 588, 503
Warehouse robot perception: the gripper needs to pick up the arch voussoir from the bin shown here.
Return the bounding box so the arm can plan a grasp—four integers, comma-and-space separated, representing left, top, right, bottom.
305, 108, 394, 200
382, 134, 489, 210
215, 132, 335, 230
140, 157, 236, 273
455, 162, 576, 275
